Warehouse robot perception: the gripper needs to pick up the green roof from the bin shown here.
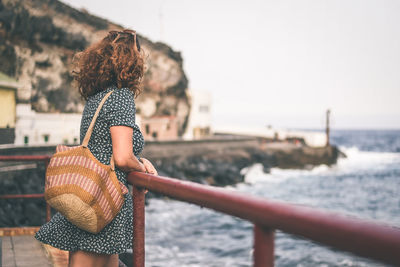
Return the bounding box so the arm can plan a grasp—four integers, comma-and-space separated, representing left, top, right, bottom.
0, 72, 17, 83
0, 72, 19, 89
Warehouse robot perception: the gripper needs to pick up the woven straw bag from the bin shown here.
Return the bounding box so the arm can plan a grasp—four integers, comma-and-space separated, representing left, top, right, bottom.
45, 90, 128, 234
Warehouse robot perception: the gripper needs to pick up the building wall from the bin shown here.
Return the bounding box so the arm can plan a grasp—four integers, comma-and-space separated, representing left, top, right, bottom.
0, 73, 82, 146
0, 88, 16, 128
213, 125, 328, 147
15, 104, 81, 146
183, 90, 212, 140
140, 116, 179, 141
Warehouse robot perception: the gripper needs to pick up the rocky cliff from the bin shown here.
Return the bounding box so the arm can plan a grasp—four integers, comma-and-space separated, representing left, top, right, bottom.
0, 0, 190, 134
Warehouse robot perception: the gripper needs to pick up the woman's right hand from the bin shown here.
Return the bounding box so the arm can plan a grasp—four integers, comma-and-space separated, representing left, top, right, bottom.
140, 157, 158, 176
138, 161, 147, 173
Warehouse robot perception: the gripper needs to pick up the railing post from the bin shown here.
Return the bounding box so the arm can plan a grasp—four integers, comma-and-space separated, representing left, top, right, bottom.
132, 185, 145, 267
253, 224, 274, 267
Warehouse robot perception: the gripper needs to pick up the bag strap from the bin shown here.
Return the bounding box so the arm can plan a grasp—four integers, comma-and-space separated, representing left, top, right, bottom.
82, 90, 116, 170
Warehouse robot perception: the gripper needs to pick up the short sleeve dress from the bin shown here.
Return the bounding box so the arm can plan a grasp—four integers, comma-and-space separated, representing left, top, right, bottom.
35, 85, 145, 254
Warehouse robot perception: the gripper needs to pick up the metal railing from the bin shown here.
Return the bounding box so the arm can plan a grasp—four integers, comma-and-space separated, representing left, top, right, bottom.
127, 171, 400, 267
1, 155, 400, 266
0, 155, 51, 236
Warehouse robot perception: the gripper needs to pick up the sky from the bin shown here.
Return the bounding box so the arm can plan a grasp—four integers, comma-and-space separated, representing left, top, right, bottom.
62, 0, 400, 130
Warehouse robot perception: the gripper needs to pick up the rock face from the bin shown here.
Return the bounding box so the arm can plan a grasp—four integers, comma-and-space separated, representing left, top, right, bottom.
0, 0, 190, 134
261, 142, 340, 169
141, 139, 340, 190
142, 138, 275, 188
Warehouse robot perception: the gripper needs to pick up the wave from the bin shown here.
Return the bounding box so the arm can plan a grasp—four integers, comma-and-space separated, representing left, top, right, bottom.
339, 145, 400, 159
337, 146, 400, 171
242, 146, 400, 185
242, 164, 331, 184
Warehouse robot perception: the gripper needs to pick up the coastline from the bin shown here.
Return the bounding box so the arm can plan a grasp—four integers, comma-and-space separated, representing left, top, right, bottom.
0, 136, 341, 227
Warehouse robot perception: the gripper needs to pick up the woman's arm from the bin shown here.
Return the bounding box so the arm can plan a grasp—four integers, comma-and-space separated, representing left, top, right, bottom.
110, 126, 146, 173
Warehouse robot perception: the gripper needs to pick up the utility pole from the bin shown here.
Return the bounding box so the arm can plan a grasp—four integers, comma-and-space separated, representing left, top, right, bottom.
326, 109, 330, 147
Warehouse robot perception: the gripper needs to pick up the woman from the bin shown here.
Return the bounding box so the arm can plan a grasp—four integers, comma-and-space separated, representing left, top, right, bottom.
35, 29, 157, 267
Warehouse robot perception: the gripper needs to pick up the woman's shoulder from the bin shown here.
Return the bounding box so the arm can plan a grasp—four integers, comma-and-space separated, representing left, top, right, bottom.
85, 86, 134, 108
87, 85, 134, 100
104, 87, 136, 126
102, 86, 134, 104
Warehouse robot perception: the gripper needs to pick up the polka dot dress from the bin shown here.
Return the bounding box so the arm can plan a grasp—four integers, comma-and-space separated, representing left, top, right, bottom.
35, 85, 145, 254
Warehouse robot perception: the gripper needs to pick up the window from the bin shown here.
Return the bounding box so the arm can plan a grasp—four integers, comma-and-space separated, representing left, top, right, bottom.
145, 124, 150, 134
24, 136, 29, 144
73, 137, 78, 144
43, 134, 49, 143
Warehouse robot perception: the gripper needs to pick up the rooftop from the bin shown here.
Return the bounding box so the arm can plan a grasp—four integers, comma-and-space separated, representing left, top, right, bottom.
0, 72, 18, 90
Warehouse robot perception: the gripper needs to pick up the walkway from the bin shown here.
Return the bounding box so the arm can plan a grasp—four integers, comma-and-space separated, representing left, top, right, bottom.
1, 235, 51, 267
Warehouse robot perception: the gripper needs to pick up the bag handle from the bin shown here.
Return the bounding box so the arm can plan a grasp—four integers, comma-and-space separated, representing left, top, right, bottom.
82, 90, 116, 170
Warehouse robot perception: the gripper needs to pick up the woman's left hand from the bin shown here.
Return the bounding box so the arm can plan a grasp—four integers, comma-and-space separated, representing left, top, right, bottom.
140, 158, 158, 176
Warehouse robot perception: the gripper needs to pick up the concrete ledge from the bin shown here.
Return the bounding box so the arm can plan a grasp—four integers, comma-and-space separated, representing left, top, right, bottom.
0, 227, 41, 237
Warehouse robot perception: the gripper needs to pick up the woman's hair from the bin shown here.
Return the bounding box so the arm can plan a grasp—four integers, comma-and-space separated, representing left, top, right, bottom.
72, 29, 144, 100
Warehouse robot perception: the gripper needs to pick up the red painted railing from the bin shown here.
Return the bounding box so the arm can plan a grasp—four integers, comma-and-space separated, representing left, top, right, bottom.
127, 171, 400, 267
0, 155, 52, 224
1, 155, 400, 266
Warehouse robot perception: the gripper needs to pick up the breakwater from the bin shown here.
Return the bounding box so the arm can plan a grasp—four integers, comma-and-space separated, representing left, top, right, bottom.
141, 137, 340, 186
0, 137, 340, 227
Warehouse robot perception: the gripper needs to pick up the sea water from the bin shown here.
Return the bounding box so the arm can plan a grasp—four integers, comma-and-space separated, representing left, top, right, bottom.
144, 130, 400, 267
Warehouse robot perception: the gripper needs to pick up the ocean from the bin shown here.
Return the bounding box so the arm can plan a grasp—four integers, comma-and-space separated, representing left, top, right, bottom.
143, 130, 400, 267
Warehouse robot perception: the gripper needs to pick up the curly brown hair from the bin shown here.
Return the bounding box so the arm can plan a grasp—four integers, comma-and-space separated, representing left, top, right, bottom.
72, 29, 144, 100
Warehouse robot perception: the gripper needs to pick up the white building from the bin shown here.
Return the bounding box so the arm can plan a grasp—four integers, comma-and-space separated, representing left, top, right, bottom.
213, 125, 328, 147
183, 90, 212, 140
15, 103, 81, 146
